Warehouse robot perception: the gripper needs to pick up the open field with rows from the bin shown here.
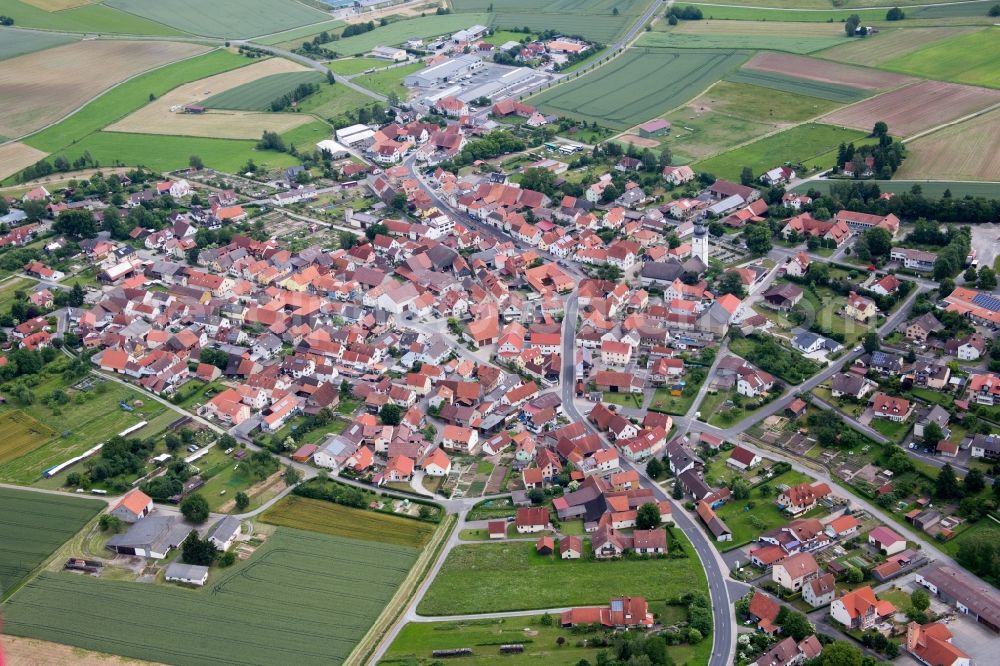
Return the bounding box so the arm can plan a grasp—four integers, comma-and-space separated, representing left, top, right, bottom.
0, 142, 49, 181
383, 615, 712, 666
879, 27, 1000, 88
256, 19, 345, 46
821, 80, 1000, 138
0, 411, 55, 465
645, 19, 850, 54
417, 535, 707, 615
817, 26, 983, 66
532, 48, 748, 130
743, 51, 915, 91
659, 80, 841, 162
0, 487, 104, 597
894, 107, 1000, 181
279, 13, 491, 53
0, 373, 174, 484
725, 69, 869, 103
261, 496, 437, 548
204, 71, 325, 111
105, 0, 331, 38
0, 0, 184, 35
2, 527, 419, 664
105, 57, 315, 140
688, 0, 998, 22
453, 0, 652, 42
21, 48, 248, 155
0, 40, 210, 140
0, 26, 77, 60
692, 122, 867, 181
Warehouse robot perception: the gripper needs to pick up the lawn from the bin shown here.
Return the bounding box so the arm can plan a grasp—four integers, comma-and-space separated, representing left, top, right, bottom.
383, 615, 712, 666
870, 418, 911, 443
351, 62, 425, 98
105, 0, 331, 39
603, 391, 643, 409
728, 334, 825, 385
937, 517, 1000, 557
879, 27, 999, 88
2, 526, 419, 665
0, 372, 173, 485
713, 495, 822, 550
327, 57, 387, 75
692, 123, 867, 181
453, 0, 651, 42
23, 49, 249, 154
648, 387, 696, 416
0, 26, 77, 61
0, 487, 104, 598
417, 535, 707, 615
0, 0, 185, 35
697, 387, 785, 428
203, 71, 326, 111
261, 495, 437, 548
725, 69, 870, 103
0, 276, 36, 312
531, 48, 749, 130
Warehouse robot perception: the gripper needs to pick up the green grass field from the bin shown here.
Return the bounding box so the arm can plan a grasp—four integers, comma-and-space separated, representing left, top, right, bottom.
713, 488, 819, 550
693, 122, 866, 179
817, 26, 982, 66
725, 69, 869, 103
0, 372, 174, 484
793, 179, 1000, 199
0, 0, 184, 35
879, 27, 1000, 88
690, 0, 994, 10
383, 615, 712, 666
203, 71, 326, 111
687, 1, 997, 22
105, 0, 331, 38
0, 411, 55, 465
3, 526, 419, 664
532, 48, 748, 130
262, 496, 437, 548
454, 0, 651, 42
284, 13, 492, 54
327, 57, 388, 75
281, 119, 333, 151
0, 26, 77, 61
417, 535, 707, 615
256, 18, 345, 46
297, 84, 375, 122
641, 23, 847, 54
0, 487, 104, 598
351, 62, 424, 98
24, 49, 248, 154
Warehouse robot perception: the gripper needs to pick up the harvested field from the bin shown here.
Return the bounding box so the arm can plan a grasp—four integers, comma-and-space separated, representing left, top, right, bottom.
822, 80, 1000, 138
23, 0, 93, 8
895, 107, 1000, 181
0, 636, 164, 666
743, 51, 914, 91
0, 40, 209, 140
0, 410, 56, 465
818, 26, 981, 66
879, 27, 1000, 88
105, 0, 330, 39
0, 26, 76, 60
646, 19, 849, 54
0, 142, 49, 181
105, 58, 315, 140
261, 496, 436, 547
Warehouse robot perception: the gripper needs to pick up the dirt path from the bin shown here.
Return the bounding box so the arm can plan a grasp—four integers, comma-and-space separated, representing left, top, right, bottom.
1, 636, 164, 666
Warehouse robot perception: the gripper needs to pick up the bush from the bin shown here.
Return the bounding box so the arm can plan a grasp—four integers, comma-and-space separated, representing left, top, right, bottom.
180, 493, 210, 523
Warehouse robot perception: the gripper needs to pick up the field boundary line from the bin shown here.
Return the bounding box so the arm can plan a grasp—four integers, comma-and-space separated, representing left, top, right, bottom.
901, 99, 1000, 142
350, 513, 457, 666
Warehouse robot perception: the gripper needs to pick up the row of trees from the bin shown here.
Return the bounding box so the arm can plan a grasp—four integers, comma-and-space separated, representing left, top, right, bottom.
269, 81, 321, 112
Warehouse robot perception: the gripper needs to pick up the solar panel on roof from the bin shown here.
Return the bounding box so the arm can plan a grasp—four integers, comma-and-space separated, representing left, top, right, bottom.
611, 600, 623, 611
972, 294, 1000, 312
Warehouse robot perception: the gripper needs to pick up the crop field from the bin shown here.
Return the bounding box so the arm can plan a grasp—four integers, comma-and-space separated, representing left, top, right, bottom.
0, 40, 210, 140
296, 83, 374, 121
532, 48, 748, 130
688, 0, 989, 8
743, 51, 915, 91
0, 374, 173, 484
879, 27, 1000, 88
646, 20, 849, 54
203, 71, 326, 111
282, 13, 492, 54
106, 58, 315, 140
692, 122, 867, 181
822, 80, 1000, 138
417, 536, 707, 615
0, 26, 77, 60
818, 26, 982, 66
453, 0, 651, 42
795, 179, 1000, 199
256, 18, 345, 46
0, 411, 55, 465
22, 0, 93, 9
661, 80, 842, 162
0, 0, 183, 34
0, 487, 104, 597
105, 0, 331, 39
724, 69, 868, 103
895, 108, 1000, 181
0, 142, 50, 181
262, 496, 437, 548
351, 62, 424, 98
3, 527, 419, 664
687, 1, 997, 22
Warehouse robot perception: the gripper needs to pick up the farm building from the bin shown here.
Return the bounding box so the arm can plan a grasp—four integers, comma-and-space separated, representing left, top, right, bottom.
207, 516, 242, 551
916, 564, 1000, 633
637, 119, 670, 138
164, 562, 209, 586
106, 516, 188, 559
110, 489, 153, 524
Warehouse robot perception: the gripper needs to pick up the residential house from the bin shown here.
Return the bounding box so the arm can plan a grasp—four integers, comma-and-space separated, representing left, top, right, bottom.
845, 291, 877, 323
906, 622, 971, 666
515, 506, 550, 534
727, 445, 761, 470
906, 313, 944, 342
772, 551, 819, 591
868, 525, 906, 555
871, 392, 913, 423
777, 482, 832, 515
804, 573, 837, 608
830, 586, 896, 630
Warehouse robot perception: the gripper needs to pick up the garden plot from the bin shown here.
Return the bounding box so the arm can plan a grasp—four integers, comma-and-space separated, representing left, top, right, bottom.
821, 80, 1000, 138
0, 40, 209, 140
105, 58, 316, 140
